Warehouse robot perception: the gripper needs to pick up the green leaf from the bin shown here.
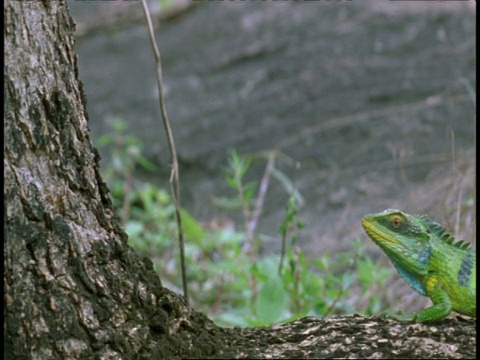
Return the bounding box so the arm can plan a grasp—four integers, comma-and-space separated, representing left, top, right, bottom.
97, 134, 115, 147
226, 176, 239, 189
125, 220, 145, 237
357, 257, 375, 290
137, 156, 159, 172
228, 150, 251, 179
255, 276, 288, 324
243, 181, 257, 202
109, 118, 128, 132
212, 196, 242, 210
215, 309, 251, 327
180, 208, 205, 243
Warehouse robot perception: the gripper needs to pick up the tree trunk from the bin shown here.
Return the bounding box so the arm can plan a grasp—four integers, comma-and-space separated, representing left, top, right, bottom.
4, 1, 202, 358
4, 1, 475, 359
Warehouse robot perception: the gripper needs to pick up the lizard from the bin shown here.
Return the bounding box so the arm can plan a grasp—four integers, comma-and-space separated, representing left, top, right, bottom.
361, 209, 476, 323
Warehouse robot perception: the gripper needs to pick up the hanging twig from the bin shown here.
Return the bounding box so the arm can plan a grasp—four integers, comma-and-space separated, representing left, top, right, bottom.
247, 151, 276, 241
140, 0, 188, 304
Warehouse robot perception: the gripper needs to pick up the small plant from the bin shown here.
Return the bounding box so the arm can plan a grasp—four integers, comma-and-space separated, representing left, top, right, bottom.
99, 125, 395, 327
278, 193, 305, 315
211, 150, 393, 326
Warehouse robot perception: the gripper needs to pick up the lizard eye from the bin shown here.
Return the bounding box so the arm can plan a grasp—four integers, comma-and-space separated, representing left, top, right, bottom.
391, 216, 402, 229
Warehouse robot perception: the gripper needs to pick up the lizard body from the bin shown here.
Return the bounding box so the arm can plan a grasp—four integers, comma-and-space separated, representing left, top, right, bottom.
362, 209, 475, 323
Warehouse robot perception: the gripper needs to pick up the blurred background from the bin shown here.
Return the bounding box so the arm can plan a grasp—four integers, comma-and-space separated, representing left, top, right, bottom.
67, 0, 475, 325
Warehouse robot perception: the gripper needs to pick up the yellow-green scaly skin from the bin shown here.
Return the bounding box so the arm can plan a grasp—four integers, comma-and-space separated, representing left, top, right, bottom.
362, 209, 476, 323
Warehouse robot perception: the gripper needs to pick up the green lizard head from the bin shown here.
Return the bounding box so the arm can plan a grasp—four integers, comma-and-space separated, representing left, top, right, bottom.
362, 209, 432, 295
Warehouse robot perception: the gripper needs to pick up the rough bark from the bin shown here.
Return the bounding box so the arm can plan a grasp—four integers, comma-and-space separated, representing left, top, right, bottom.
4, 1, 198, 358
4, 1, 475, 359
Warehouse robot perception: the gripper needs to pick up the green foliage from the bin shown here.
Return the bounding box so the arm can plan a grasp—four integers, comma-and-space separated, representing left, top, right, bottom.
213, 150, 255, 211
180, 208, 205, 243
158, 0, 176, 12
99, 120, 394, 327
255, 275, 289, 325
